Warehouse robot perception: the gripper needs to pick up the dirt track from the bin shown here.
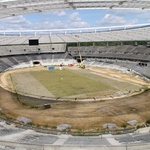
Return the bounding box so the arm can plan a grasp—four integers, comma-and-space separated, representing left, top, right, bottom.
0, 66, 150, 131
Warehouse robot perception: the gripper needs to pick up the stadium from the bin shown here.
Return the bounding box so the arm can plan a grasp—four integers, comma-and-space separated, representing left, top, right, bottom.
0, 0, 150, 150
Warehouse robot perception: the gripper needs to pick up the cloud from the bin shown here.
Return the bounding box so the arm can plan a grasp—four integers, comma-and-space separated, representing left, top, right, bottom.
97, 14, 138, 26
33, 12, 90, 29
0, 9, 150, 30
52, 11, 66, 17
67, 12, 90, 28
136, 10, 150, 20
34, 20, 68, 29
69, 12, 81, 21
106, 9, 140, 16
0, 11, 90, 30
0, 15, 31, 30
69, 21, 89, 28
102, 9, 150, 25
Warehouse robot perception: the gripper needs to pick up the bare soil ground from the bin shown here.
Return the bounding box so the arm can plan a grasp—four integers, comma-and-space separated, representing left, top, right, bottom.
0, 66, 150, 131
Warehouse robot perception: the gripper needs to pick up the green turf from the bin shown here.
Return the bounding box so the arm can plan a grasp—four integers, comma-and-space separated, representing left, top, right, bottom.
30, 69, 112, 97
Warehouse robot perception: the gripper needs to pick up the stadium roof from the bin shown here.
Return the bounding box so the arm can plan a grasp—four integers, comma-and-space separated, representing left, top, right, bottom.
0, 0, 150, 19
0, 25, 150, 44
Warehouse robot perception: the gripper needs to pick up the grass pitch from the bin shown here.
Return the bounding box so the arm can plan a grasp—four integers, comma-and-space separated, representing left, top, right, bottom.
30, 69, 112, 97
2, 67, 149, 131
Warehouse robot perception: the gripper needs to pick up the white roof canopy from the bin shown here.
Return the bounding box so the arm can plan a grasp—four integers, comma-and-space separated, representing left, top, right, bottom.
0, 0, 150, 18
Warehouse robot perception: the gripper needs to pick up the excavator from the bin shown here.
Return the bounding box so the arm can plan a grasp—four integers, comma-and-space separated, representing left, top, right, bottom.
78, 47, 85, 69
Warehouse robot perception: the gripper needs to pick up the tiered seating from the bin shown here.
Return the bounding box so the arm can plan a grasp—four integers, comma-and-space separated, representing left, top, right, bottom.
0, 53, 74, 72
68, 45, 150, 62
0, 59, 10, 71
115, 60, 150, 79
83, 59, 150, 79
64, 137, 110, 146
0, 26, 150, 44
115, 134, 150, 143
0, 44, 66, 56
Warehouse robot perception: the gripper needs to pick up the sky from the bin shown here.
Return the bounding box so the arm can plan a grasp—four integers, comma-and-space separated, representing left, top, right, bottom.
0, 9, 150, 30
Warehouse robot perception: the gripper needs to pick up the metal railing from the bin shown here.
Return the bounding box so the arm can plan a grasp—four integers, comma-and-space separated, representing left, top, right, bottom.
0, 23, 150, 36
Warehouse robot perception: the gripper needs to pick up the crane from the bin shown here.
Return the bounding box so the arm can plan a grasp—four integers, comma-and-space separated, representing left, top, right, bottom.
77, 45, 85, 69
